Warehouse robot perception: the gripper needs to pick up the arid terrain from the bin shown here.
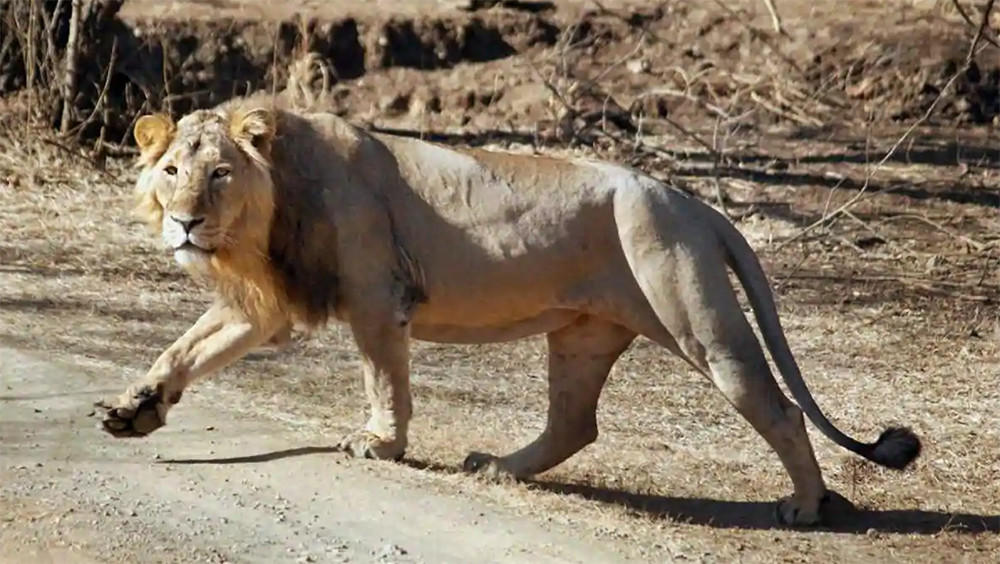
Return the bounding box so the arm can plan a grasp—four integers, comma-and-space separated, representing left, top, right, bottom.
1, 1, 998, 563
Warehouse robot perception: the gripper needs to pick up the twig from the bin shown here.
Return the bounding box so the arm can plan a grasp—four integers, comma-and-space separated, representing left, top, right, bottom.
59, 0, 82, 134
24, 1, 39, 116
45, 0, 67, 82
525, 25, 644, 145
586, 30, 646, 89
710, 114, 730, 216
950, 0, 1000, 51
774, 251, 812, 291
40, 137, 118, 181
976, 249, 997, 287
95, 140, 138, 158
873, 214, 989, 252
63, 37, 118, 141
789, 272, 996, 302
760, 0, 785, 36
774, 13, 994, 251
966, 0, 998, 60
663, 116, 719, 158
750, 91, 823, 127
643, 88, 731, 120
710, 0, 805, 77
773, 70, 967, 251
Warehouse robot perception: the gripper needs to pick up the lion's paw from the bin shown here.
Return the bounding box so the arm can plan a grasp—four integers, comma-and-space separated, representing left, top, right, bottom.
774, 491, 845, 528
775, 496, 820, 527
462, 452, 518, 483
97, 384, 175, 438
337, 431, 406, 461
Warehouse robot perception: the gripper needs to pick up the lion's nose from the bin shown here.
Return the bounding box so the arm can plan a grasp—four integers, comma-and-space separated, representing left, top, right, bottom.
170, 215, 205, 234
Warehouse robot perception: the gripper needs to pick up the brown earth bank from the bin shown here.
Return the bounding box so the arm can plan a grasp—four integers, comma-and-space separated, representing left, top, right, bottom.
1, 1, 999, 563
1, 0, 998, 145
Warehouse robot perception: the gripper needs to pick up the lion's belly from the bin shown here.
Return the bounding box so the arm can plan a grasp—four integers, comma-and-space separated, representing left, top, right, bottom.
406, 260, 664, 345
407, 274, 568, 329
410, 310, 581, 344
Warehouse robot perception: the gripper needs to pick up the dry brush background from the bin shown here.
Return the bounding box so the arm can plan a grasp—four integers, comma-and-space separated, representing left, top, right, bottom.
1, 1, 998, 563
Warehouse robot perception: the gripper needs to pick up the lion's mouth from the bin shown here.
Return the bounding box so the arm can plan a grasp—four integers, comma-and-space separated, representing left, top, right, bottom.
173, 241, 216, 268
175, 241, 215, 254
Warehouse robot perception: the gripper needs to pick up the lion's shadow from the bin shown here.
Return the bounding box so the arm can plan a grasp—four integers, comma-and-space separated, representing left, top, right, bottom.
404, 459, 997, 536
160, 447, 998, 536
520, 478, 997, 535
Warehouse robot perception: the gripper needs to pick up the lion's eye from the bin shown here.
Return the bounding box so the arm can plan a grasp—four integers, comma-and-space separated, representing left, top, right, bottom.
163, 165, 178, 176
212, 167, 231, 180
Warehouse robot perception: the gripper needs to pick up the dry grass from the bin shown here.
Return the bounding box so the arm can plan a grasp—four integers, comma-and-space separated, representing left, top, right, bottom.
2, 1, 1000, 562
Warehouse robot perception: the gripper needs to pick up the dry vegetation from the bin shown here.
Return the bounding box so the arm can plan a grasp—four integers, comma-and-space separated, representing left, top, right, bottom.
1, 0, 999, 563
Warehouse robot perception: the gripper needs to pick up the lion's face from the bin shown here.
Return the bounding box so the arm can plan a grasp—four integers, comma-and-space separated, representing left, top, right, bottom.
132, 107, 277, 272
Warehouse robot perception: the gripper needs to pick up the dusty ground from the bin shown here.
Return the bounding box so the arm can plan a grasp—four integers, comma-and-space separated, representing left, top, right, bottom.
2, 1, 1000, 563
1, 347, 640, 564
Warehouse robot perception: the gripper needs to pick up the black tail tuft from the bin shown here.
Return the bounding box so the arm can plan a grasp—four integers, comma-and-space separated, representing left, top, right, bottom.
866, 426, 922, 470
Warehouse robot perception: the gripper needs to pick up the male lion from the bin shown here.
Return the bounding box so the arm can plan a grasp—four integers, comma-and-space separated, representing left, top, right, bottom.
99, 93, 921, 526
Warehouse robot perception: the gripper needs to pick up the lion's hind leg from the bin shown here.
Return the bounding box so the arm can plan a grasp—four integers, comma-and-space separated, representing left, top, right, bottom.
621, 219, 830, 527
693, 332, 830, 527
463, 316, 635, 480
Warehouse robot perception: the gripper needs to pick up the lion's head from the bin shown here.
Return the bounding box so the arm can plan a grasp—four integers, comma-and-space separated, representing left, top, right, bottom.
132, 101, 306, 325
133, 105, 277, 268
130, 95, 346, 330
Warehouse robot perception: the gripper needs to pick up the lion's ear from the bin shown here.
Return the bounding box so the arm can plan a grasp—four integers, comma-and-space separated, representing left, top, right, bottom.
133, 114, 176, 153
231, 107, 276, 150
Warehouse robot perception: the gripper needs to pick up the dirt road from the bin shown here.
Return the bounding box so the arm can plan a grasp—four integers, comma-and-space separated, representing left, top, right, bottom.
0, 346, 639, 564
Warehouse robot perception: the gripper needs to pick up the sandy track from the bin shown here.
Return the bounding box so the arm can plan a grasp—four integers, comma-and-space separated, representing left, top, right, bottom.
0, 346, 638, 564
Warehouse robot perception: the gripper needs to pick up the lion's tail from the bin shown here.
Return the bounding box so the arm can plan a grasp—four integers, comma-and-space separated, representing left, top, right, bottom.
709, 209, 921, 471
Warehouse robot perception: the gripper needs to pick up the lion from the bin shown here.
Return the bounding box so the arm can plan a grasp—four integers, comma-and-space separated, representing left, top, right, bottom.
98, 92, 921, 527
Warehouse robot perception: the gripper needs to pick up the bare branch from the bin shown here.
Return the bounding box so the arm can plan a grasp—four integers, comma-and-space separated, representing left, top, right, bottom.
774, 70, 968, 251
950, 0, 1000, 51
966, 0, 998, 60
59, 0, 82, 134
64, 36, 118, 140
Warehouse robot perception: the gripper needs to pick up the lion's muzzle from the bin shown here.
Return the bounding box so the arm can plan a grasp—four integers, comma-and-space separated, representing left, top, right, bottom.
171, 214, 205, 234
162, 213, 218, 265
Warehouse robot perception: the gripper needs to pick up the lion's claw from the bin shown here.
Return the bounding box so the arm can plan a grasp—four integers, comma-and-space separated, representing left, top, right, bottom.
98, 385, 166, 438
337, 431, 406, 461
462, 451, 496, 472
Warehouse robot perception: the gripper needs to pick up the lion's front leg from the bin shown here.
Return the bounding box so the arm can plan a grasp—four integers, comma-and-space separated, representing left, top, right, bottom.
338, 308, 412, 462
99, 301, 281, 438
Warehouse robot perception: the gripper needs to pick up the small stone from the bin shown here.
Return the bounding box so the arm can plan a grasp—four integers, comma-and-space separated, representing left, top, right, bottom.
626, 58, 650, 74
378, 544, 407, 560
